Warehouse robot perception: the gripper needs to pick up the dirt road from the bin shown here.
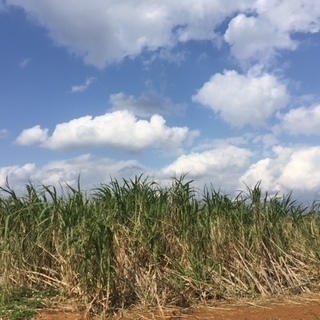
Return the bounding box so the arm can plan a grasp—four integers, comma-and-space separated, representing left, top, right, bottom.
34, 294, 320, 319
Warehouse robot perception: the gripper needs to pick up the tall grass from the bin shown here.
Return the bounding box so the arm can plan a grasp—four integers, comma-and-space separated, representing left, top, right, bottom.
1, 175, 320, 316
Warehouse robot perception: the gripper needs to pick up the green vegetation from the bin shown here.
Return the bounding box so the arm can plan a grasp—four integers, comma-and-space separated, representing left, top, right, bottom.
0, 287, 53, 320
1, 175, 320, 317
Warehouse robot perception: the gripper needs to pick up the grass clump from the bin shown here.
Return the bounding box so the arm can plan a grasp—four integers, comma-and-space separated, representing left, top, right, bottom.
0, 175, 320, 317
0, 287, 55, 320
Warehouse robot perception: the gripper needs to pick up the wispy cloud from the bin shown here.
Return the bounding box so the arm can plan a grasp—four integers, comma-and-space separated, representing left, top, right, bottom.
0, 1, 7, 12
0, 129, 9, 139
19, 58, 31, 68
71, 77, 95, 93
110, 91, 186, 117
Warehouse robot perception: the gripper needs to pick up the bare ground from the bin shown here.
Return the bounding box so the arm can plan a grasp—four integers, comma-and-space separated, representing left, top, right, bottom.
33, 293, 320, 320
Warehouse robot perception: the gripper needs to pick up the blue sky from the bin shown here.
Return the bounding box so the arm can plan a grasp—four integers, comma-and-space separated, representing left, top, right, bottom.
1, 0, 320, 201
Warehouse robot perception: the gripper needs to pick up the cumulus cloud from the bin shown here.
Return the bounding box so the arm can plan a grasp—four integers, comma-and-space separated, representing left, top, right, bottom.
3, 146, 320, 201
254, 0, 320, 34
241, 146, 320, 200
15, 125, 49, 146
4, 0, 319, 68
0, 163, 36, 190
192, 69, 289, 128
1, 147, 252, 198
225, 1, 320, 63
0, 154, 147, 194
162, 145, 253, 192
15, 110, 199, 151
71, 77, 95, 93
163, 145, 252, 176
280, 104, 320, 135
224, 13, 296, 64
109, 91, 185, 117
5, 0, 253, 68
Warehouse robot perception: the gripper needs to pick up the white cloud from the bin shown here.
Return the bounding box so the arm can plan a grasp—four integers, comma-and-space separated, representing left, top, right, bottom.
192, 69, 289, 128
3, 0, 254, 68
15, 110, 199, 151
252, 133, 279, 152
109, 91, 185, 117
71, 77, 95, 93
0, 163, 36, 192
162, 145, 253, 192
4, 0, 185, 67
3, 146, 320, 202
224, 1, 320, 64
224, 13, 296, 64
15, 125, 49, 146
0, 146, 251, 197
5, 1, 320, 67
254, 0, 320, 34
280, 104, 320, 135
0, 154, 147, 195
33, 154, 146, 187
241, 146, 320, 200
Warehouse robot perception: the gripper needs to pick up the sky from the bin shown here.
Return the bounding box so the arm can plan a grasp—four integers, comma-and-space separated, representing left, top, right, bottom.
1, 0, 320, 201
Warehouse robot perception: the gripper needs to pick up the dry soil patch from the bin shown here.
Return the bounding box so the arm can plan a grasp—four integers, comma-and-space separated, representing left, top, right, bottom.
34, 294, 320, 319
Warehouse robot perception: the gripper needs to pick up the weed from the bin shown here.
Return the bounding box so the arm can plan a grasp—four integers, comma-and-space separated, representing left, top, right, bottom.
0, 287, 56, 320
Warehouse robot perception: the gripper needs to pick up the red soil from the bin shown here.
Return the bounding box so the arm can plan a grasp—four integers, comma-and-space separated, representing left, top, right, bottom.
34, 294, 320, 320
